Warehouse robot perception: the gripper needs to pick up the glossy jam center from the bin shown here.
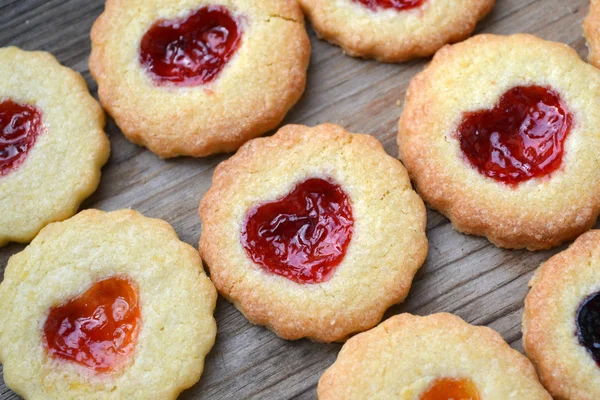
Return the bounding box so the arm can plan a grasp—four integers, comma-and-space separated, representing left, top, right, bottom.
241, 178, 354, 284
577, 292, 600, 366
43, 277, 140, 372
139, 6, 241, 86
353, 0, 426, 11
0, 99, 42, 176
457, 85, 572, 186
421, 378, 481, 400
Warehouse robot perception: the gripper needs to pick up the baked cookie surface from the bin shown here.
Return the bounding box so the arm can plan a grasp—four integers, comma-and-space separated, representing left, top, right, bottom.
90, 0, 310, 158
298, 0, 494, 62
398, 34, 600, 250
199, 123, 428, 342
0, 209, 217, 400
318, 313, 551, 400
523, 230, 600, 400
0, 47, 109, 246
584, 0, 600, 69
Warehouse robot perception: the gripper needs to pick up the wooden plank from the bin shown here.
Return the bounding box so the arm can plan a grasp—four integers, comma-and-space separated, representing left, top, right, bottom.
0, 0, 593, 398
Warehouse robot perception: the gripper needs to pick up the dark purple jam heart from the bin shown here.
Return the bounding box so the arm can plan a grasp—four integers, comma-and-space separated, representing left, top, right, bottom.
577, 292, 600, 366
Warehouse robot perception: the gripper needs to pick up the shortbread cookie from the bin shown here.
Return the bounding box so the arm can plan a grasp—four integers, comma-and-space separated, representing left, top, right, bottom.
199, 123, 428, 342
523, 230, 600, 400
0, 209, 217, 400
584, 0, 600, 69
298, 0, 494, 62
398, 34, 600, 250
0, 47, 109, 246
90, 0, 310, 158
319, 313, 551, 400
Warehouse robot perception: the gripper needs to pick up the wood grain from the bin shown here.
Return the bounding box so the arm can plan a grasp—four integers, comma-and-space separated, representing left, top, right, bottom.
0, 0, 592, 398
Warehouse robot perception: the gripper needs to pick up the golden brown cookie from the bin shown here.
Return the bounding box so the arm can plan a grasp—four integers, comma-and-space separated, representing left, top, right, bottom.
523, 230, 600, 400
319, 313, 551, 400
398, 34, 600, 250
298, 0, 494, 62
199, 123, 428, 342
90, 0, 310, 158
0, 209, 217, 400
0, 46, 109, 246
584, 0, 600, 69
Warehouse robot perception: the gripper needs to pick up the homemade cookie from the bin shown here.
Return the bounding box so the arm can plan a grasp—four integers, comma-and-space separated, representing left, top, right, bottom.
398, 34, 600, 250
199, 123, 428, 342
298, 0, 494, 62
318, 313, 551, 400
0, 47, 109, 246
585, 0, 600, 69
523, 230, 600, 400
0, 209, 217, 400
90, 0, 310, 158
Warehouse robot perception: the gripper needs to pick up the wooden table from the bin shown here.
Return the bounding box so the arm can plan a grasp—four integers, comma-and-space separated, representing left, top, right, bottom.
0, 0, 591, 398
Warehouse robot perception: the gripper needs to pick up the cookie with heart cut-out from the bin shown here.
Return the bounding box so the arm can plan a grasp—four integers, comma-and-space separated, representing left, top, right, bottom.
199, 123, 428, 342
398, 33, 600, 250
0, 209, 217, 400
298, 0, 494, 62
90, 0, 310, 158
0, 46, 109, 247
319, 313, 551, 400
523, 230, 600, 399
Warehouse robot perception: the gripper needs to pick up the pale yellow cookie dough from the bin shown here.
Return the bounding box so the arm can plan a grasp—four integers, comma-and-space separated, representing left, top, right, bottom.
0, 46, 109, 246
0, 209, 217, 400
319, 313, 551, 399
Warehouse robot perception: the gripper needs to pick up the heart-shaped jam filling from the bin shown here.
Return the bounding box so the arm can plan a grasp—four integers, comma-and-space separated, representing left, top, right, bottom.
0, 99, 42, 176
421, 378, 481, 400
43, 277, 140, 372
140, 6, 241, 86
353, 0, 426, 11
457, 85, 572, 186
241, 178, 354, 284
577, 292, 600, 366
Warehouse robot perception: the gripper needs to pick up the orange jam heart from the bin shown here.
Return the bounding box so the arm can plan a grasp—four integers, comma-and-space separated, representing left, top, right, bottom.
457, 85, 572, 185
420, 377, 481, 400
43, 277, 140, 372
577, 292, 600, 366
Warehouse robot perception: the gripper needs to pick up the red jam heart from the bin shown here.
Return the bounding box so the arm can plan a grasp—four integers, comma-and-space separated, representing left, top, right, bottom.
43, 277, 140, 372
577, 292, 600, 366
457, 85, 572, 186
420, 378, 481, 400
241, 178, 354, 284
0, 99, 42, 176
139, 6, 241, 86
353, 0, 426, 11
